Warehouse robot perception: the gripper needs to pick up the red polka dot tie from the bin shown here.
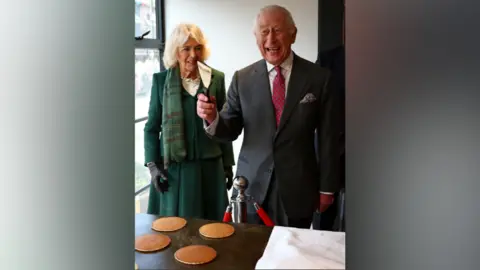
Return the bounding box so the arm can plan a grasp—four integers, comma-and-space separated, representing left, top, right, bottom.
272, 66, 286, 127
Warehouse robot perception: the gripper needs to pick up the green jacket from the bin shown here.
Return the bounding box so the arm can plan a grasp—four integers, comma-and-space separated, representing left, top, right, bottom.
144, 68, 235, 167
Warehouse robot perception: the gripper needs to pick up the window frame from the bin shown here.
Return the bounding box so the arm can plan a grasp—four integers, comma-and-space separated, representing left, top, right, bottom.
135, 0, 165, 195
135, 0, 165, 121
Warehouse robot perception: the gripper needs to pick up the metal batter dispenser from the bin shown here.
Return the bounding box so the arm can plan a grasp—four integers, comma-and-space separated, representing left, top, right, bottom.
222, 176, 274, 227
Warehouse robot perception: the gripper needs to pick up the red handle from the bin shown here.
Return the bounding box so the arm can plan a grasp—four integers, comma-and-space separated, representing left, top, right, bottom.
223, 211, 232, 222
223, 204, 232, 222
255, 204, 274, 227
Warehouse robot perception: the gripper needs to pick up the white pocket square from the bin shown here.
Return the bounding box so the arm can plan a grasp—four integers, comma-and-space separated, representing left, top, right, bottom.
299, 93, 316, 104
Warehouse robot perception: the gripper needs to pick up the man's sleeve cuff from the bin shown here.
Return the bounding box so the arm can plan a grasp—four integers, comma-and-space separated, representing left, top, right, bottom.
203, 113, 219, 135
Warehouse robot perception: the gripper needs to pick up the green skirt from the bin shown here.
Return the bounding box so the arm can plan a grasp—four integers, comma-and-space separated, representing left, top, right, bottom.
146, 156, 229, 221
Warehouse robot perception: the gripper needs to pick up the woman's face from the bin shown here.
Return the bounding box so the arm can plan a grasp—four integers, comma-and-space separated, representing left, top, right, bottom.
177, 37, 203, 77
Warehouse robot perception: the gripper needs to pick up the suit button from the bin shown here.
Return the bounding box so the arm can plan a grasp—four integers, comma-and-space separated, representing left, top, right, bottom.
267, 169, 273, 173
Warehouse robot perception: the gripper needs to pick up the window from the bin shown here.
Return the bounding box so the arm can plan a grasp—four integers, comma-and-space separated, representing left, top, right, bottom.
135, 0, 165, 213
135, 0, 157, 39
135, 49, 161, 119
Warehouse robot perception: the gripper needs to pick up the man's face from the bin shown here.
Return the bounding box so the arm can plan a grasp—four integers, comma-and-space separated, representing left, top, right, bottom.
255, 10, 297, 66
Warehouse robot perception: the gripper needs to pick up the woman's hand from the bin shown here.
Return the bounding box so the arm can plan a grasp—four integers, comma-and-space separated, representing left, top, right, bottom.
147, 162, 169, 193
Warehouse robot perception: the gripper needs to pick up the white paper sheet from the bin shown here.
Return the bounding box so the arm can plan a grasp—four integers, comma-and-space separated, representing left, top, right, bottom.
255, 226, 345, 269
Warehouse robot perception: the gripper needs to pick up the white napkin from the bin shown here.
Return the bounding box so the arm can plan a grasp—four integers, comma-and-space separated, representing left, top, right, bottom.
255, 226, 345, 269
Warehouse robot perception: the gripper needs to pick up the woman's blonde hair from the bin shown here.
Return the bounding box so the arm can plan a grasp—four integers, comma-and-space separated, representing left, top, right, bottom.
162, 23, 210, 68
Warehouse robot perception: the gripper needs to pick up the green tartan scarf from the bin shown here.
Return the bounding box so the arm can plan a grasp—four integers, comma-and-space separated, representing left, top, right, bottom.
162, 67, 187, 169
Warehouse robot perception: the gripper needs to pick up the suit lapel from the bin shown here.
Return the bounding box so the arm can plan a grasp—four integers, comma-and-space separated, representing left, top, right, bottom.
253, 60, 277, 129
275, 54, 309, 137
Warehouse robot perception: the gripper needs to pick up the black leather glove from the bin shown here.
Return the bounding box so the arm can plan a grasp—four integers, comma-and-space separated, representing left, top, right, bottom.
147, 162, 169, 193
224, 166, 233, 191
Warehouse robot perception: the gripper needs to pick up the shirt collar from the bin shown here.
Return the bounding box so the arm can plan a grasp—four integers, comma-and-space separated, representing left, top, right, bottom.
266, 50, 294, 73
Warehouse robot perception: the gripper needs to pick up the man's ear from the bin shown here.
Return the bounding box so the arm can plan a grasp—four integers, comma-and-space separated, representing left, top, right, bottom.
291, 27, 298, 44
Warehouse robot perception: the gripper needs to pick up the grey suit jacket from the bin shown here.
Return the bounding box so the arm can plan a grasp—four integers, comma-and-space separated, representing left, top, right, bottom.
211, 53, 340, 219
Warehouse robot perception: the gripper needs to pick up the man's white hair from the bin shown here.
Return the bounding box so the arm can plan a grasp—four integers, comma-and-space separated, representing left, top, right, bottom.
252, 5, 296, 34
162, 23, 210, 69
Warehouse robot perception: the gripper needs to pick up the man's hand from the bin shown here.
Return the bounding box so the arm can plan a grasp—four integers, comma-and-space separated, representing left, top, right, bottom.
318, 193, 335, 212
224, 166, 234, 191
197, 93, 217, 124
147, 162, 169, 193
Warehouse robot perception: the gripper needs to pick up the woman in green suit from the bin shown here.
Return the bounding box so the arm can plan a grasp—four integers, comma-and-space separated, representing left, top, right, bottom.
144, 23, 235, 220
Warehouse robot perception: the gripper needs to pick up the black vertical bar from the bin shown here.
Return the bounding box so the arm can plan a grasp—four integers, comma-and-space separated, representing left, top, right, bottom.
317, 0, 322, 59
155, 0, 161, 41
156, 0, 166, 71
318, 0, 344, 54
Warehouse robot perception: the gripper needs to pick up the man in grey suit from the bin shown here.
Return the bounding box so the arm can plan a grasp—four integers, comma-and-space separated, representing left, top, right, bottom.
197, 5, 340, 228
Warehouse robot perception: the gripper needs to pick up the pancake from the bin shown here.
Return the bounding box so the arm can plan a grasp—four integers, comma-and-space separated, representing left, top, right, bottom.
174, 245, 217, 265
199, 223, 235, 239
152, 216, 187, 232
134, 233, 171, 253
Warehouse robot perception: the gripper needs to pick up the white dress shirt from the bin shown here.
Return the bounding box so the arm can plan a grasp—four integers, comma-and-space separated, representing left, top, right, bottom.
182, 61, 212, 96
266, 51, 294, 97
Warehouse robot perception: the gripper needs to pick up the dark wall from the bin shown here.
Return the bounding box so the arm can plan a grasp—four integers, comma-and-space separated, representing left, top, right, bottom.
318, 0, 344, 57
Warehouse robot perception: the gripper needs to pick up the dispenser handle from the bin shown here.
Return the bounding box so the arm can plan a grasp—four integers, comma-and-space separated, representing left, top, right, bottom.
222, 203, 232, 223
253, 202, 274, 227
